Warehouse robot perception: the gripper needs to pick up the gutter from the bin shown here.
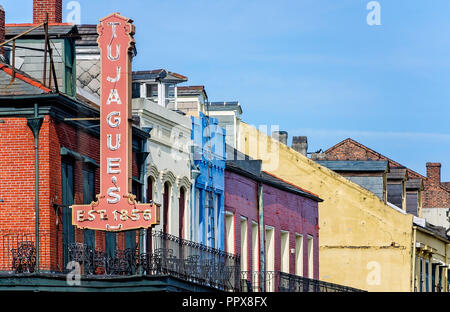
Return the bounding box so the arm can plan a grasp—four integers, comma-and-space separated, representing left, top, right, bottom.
0, 94, 59, 101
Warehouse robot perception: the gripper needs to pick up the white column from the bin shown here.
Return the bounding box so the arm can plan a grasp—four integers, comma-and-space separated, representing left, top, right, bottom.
174, 85, 178, 111
158, 83, 164, 106
140, 83, 146, 98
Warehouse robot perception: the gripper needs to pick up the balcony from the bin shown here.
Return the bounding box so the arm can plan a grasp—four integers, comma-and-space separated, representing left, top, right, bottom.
240, 271, 365, 292
0, 230, 240, 292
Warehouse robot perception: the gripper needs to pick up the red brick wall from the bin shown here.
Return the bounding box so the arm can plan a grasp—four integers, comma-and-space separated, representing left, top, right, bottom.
262, 183, 319, 279
0, 117, 54, 270
426, 163, 441, 184
325, 140, 450, 209
33, 0, 62, 24
0, 114, 143, 272
324, 141, 383, 162
224, 170, 259, 273
424, 163, 450, 208
224, 170, 319, 280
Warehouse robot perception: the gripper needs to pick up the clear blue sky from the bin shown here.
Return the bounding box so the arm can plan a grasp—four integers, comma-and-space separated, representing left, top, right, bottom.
4, 0, 450, 181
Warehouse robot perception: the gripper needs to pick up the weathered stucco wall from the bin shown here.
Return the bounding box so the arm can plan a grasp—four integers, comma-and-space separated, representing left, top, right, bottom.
237, 122, 414, 291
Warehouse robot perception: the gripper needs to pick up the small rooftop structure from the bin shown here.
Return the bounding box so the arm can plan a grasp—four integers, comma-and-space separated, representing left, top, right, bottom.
207, 101, 242, 114
133, 69, 187, 83
316, 160, 389, 173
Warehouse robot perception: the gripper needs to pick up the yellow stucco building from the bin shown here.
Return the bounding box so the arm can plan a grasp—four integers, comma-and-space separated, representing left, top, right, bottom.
236, 122, 450, 291
413, 224, 450, 292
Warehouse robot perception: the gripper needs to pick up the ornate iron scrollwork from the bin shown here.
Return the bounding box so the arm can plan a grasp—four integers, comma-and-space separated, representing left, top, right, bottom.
11, 241, 36, 273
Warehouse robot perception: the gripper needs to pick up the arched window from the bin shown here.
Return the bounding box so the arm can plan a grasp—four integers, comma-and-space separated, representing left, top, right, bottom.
163, 182, 171, 234
146, 176, 155, 253
179, 187, 186, 239
147, 176, 155, 202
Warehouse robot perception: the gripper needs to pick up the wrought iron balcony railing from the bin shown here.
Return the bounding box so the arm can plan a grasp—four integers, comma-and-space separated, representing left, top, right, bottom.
0, 230, 240, 292
240, 271, 365, 292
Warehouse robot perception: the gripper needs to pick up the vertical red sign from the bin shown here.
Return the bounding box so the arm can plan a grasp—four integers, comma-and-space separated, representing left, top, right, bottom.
72, 13, 159, 231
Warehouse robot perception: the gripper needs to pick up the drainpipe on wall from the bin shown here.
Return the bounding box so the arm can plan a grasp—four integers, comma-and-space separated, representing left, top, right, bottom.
27, 103, 43, 272
137, 147, 150, 272
190, 165, 201, 241
411, 226, 417, 292
445, 243, 449, 292
258, 181, 265, 292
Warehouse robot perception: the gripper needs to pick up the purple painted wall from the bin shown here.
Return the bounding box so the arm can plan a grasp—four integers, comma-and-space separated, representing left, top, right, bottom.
224, 169, 320, 280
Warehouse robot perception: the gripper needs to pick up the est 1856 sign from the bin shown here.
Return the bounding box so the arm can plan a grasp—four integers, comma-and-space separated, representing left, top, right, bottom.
72, 13, 159, 232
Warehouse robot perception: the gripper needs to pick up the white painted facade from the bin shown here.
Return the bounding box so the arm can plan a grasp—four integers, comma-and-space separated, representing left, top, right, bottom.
422, 208, 450, 231
208, 110, 242, 150
132, 98, 192, 238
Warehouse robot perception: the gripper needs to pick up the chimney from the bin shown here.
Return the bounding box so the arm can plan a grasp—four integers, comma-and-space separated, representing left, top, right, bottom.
33, 0, 62, 24
292, 136, 308, 156
272, 131, 288, 146
426, 162, 441, 184
0, 6, 5, 56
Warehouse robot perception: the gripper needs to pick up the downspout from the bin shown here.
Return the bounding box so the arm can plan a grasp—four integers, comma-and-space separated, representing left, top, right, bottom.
137, 127, 151, 274
258, 181, 265, 292
27, 103, 43, 272
411, 226, 417, 292
445, 243, 449, 292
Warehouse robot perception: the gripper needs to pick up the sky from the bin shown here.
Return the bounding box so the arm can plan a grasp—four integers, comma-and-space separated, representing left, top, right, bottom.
3, 0, 450, 181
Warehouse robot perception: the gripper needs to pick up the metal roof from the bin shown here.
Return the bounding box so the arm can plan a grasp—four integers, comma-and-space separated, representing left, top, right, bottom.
209, 101, 240, 106
316, 160, 389, 172
75, 24, 98, 46
387, 167, 407, 180
207, 101, 242, 114
6, 24, 78, 38
177, 85, 206, 95
132, 69, 187, 83
75, 24, 137, 56
405, 179, 424, 190
0, 63, 52, 96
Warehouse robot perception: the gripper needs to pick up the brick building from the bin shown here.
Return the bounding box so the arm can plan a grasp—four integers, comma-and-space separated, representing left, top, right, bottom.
320, 138, 450, 219
319, 138, 450, 291
0, 59, 150, 271
224, 158, 322, 291
0, 1, 241, 292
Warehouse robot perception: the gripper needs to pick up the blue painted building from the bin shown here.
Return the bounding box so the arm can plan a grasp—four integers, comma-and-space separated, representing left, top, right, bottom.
190, 112, 226, 250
